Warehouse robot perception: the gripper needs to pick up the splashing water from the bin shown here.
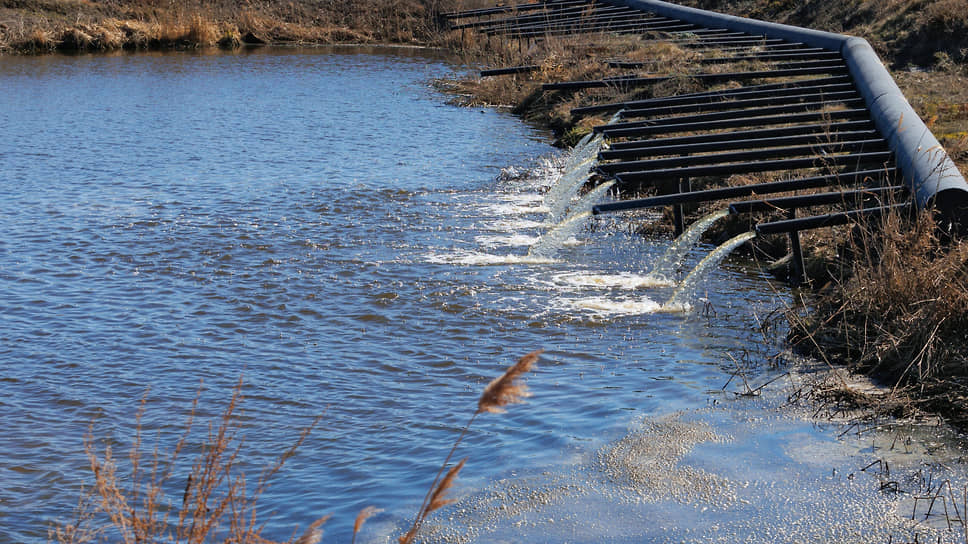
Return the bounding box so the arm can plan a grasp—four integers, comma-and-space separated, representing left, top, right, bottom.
544, 164, 595, 223
544, 132, 607, 221
562, 133, 604, 173
573, 130, 597, 151
647, 209, 729, 282
475, 233, 541, 248
569, 295, 663, 316
665, 231, 757, 310
551, 271, 675, 290
559, 180, 616, 219
426, 250, 556, 266
527, 211, 593, 260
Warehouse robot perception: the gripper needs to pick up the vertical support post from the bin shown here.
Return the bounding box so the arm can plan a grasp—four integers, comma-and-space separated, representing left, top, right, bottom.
673, 177, 690, 236
787, 208, 806, 286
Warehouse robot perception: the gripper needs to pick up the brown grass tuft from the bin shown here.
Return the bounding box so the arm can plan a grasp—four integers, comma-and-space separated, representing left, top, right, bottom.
185, 16, 219, 47
53, 378, 323, 544
788, 202, 968, 426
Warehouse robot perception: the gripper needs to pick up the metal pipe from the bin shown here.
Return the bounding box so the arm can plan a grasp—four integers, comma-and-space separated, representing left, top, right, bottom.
544, 65, 849, 91
605, 121, 875, 151
480, 65, 542, 77
617, 0, 968, 222
599, 131, 882, 160
599, 109, 871, 139
608, 52, 843, 68
610, 98, 863, 129
611, 151, 894, 182
505, 20, 696, 38
754, 203, 911, 234
591, 168, 896, 213
570, 76, 852, 116
466, 7, 654, 31
617, 90, 858, 118
598, 139, 887, 175
728, 185, 905, 214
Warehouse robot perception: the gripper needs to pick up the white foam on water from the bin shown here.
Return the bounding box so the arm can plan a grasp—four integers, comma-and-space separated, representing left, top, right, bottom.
551, 271, 676, 290
425, 250, 557, 266
497, 192, 545, 204
475, 234, 541, 248
482, 202, 549, 216
481, 218, 547, 231
567, 295, 665, 316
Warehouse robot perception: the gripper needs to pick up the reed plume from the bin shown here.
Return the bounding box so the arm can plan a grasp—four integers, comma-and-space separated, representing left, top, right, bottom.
294, 515, 330, 544
55, 378, 325, 544
427, 458, 466, 513
351, 506, 381, 544
401, 350, 543, 543
478, 349, 542, 414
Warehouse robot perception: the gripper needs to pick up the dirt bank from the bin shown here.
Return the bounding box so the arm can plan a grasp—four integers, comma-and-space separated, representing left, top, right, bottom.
0, 0, 464, 53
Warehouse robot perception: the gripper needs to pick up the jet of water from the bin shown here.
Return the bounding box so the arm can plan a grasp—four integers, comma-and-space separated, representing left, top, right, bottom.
647, 209, 729, 282
560, 180, 616, 219
527, 211, 593, 260
544, 163, 595, 223
665, 231, 757, 310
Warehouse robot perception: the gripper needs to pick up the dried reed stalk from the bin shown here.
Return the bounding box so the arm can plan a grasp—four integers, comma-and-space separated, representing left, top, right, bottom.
59, 377, 324, 544
401, 350, 543, 543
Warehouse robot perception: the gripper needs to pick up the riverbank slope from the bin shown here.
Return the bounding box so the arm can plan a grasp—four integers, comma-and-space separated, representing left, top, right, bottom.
0, 0, 470, 52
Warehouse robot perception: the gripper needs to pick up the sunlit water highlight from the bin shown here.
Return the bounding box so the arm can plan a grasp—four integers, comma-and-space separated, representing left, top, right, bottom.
1, 47, 964, 544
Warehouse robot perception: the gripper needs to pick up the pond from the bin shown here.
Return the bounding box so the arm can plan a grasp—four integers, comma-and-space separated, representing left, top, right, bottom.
1, 46, 964, 543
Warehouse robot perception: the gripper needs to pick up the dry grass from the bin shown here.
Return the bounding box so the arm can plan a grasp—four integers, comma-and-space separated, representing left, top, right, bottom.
54, 350, 543, 544
788, 205, 968, 425
0, 0, 457, 53
51, 378, 327, 544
